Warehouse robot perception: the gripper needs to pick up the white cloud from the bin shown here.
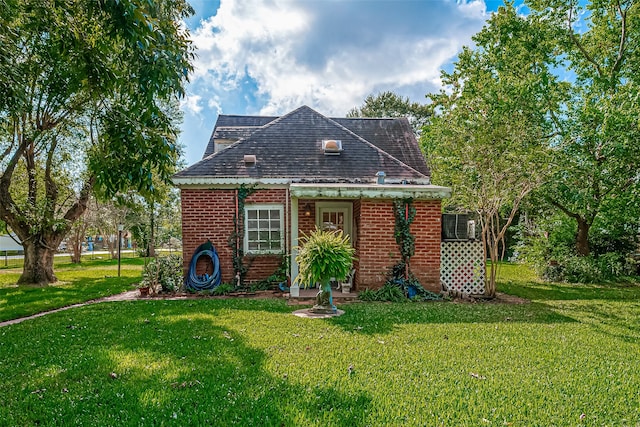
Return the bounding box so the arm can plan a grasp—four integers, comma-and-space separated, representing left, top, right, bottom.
180, 93, 203, 114
188, 0, 488, 116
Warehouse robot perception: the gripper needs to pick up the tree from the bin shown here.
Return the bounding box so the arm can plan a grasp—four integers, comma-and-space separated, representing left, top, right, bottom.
347, 91, 431, 134
423, 3, 565, 296
0, 0, 194, 284
528, 0, 640, 256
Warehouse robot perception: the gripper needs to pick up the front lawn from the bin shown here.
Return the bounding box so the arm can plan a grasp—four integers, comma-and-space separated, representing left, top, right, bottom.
0, 258, 143, 322
1, 264, 639, 425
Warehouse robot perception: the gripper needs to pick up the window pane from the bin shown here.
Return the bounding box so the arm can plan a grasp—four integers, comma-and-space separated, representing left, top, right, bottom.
245, 205, 283, 253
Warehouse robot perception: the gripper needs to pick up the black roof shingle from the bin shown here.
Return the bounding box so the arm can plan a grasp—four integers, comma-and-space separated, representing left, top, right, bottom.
176, 106, 430, 183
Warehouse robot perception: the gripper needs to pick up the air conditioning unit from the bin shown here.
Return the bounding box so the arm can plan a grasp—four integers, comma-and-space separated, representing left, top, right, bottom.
442, 214, 470, 241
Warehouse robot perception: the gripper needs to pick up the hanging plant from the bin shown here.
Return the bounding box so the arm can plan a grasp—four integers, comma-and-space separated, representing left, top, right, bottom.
228, 184, 256, 285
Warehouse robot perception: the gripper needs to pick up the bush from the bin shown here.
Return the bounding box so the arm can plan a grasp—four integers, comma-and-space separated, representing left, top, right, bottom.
358, 284, 406, 302
541, 253, 638, 283
211, 283, 235, 296
141, 255, 183, 293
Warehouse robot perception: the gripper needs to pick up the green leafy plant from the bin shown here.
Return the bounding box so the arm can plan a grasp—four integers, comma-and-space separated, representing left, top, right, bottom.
211, 283, 235, 296
140, 255, 183, 293
375, 283, 406, 302
295, 228, 355, 289
357, 288, 378, 301
228, 184, 257, 286
394, 198, 416, 272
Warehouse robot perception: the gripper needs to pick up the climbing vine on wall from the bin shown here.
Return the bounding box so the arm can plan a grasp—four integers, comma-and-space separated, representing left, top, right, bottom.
393, 198, 416, 278
228, 184, 257, 285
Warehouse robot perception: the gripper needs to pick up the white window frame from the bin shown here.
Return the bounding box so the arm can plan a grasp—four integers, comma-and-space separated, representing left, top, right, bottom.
244, 204, 285, 255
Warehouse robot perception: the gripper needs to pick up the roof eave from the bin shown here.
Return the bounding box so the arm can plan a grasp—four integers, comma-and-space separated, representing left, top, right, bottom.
289, 183, 451, 200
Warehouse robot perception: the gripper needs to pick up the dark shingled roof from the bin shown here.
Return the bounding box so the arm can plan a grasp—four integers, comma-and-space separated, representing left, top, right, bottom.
176, 106, 430, 183
202, 115, 278, 158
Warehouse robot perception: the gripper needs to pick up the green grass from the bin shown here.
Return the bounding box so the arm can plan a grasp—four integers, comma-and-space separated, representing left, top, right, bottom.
0, 258, 143, 322
0, 263, 639, 425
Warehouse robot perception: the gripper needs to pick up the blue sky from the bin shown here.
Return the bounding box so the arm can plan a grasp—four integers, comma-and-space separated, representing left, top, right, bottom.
178, 0, 508, 165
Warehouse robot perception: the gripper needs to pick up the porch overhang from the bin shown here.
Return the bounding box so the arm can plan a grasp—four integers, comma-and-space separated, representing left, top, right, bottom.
289, 183, 451, 200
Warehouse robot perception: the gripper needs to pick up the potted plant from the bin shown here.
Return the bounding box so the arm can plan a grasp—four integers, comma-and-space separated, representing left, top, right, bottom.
295, 228, 355, 314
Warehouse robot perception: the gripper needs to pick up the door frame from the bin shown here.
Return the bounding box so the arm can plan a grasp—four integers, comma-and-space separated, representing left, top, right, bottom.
315, 201, 353, 242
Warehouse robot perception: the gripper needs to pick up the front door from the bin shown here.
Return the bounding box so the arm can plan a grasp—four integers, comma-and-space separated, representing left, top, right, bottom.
316, 202, 352, 241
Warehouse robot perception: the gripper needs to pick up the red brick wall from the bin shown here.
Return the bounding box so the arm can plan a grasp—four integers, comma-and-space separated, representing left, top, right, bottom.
180, 188, 288, 284
411, 200, 443, 291
357, 200, 401, 289
356, 199, 442, 292
297, 199, 316, 236
181, 189, 442, 291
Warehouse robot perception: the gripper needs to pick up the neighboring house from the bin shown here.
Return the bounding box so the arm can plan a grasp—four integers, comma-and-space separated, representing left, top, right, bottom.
173, 106, 450, 292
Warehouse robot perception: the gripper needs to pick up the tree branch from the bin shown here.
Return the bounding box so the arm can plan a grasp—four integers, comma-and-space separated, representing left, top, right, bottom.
611, 0, 628, 75
567, 6, 603, 78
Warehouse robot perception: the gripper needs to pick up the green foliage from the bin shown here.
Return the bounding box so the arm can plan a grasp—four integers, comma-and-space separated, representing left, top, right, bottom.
521, 0, 640, 256
393, 199, 416, 265
516, 211, 639, 283
228, 184, 257, 285
423, 3, 565, 296
140, 255, 183, 293
347, 91, 431, 133
295, 228, 355, 288
357, 288, 378, 301
211, 282, 235, 296
0, 0, 194, 284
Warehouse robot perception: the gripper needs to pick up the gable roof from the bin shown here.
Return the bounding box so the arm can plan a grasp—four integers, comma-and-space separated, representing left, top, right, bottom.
175, 106, 430, 185
202, 115, 278, 159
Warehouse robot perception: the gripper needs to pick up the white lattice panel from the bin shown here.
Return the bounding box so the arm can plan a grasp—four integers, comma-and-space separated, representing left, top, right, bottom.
441, 241, 485, 295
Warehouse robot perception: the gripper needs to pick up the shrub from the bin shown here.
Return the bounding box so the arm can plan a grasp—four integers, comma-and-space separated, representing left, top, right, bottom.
358, 284, 406, 303
141, 255, 183, 293
211, 283, 235, 296
541, 253, 638, 283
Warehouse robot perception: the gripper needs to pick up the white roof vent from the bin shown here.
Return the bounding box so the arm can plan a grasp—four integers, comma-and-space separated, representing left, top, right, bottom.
322, 139, 342, 155
244, 154, 257, 165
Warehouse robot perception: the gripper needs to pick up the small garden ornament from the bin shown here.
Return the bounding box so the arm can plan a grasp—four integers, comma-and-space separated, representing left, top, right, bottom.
295, 228, 355, 314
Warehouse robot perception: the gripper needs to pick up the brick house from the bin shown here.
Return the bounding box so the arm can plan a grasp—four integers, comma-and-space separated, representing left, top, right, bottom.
173, 106, 450, 292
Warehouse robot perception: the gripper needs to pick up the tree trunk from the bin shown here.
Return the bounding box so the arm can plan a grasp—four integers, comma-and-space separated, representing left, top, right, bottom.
18, 241, 58, 285
148, 206, 156, 258
576, 217, 591, 256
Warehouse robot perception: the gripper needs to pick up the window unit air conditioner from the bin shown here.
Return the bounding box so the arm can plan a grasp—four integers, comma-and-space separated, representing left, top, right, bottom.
442, 214, 472, 241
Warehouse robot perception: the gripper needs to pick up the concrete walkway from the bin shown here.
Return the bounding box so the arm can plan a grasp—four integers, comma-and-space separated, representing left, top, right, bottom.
0, 290, 140, 328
